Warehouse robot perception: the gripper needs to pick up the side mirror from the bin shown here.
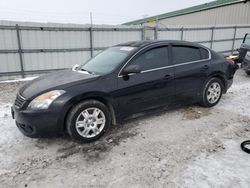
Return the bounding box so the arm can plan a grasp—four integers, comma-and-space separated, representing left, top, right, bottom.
122, 65, 142, 75
72, 64, 80, 71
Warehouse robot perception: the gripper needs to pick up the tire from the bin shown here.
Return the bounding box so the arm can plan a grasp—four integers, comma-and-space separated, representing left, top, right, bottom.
200, 77, 223, 107
66, 100, 111, 142
246, 70, 250, 75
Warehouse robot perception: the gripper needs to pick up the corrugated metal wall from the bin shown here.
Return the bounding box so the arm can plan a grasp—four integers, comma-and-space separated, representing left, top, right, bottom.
159, 2, 250, 25
0, 21, 250, 81
0, 21, 142, 80
157, 25, 250, 54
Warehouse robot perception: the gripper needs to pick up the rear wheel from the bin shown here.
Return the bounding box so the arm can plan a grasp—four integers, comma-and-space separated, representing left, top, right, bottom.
66, 100, 111, 142
200, 78, 223, 107
246, 70, 250, 75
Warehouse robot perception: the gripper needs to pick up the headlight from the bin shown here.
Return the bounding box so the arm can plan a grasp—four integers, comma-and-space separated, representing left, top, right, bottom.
28, 90, 65, 110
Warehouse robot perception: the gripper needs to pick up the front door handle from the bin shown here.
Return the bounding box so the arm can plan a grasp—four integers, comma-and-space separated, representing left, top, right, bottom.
163, 74, 173, 80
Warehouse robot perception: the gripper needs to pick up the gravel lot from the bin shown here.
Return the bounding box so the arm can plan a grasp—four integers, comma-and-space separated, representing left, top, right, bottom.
0, 69, 250, 188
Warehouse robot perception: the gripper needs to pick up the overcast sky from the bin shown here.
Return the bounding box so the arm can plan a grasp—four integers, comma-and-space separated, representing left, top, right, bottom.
0, 0, 210, 25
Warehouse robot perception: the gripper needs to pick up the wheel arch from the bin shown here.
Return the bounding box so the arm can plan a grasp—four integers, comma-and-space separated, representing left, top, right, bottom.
61, 92, 120, 131
207, 72, 227, 93
200, 72, 225, 107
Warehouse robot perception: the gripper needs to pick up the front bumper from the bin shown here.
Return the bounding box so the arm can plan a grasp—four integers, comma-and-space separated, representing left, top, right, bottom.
11, 106, 64, 138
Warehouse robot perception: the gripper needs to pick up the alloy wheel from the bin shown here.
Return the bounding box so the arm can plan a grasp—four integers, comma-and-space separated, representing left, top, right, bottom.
206, 82, 221, 104
75, 107, 106, 138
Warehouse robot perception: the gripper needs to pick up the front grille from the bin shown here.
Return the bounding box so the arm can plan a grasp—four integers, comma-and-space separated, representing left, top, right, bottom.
14, 94, 26, 108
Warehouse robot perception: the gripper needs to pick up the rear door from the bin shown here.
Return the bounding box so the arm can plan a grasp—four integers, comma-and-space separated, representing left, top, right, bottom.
115, 45, 175, 117
171, 44, 210, 103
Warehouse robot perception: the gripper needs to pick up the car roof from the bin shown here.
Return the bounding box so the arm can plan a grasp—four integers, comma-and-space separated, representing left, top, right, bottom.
116, 40, 207, 49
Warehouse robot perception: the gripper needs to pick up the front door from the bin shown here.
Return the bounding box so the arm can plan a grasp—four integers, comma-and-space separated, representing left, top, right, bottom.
114, 45, 175, 117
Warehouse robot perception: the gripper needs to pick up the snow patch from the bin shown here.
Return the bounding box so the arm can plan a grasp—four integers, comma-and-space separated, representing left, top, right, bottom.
174, 140, 250, 188
0, 76, 37, 83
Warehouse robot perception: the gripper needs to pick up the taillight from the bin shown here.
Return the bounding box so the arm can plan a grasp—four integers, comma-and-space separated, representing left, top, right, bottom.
226, 57, 234, 65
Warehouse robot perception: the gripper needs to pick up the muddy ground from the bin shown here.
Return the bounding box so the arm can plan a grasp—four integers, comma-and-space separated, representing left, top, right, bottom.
0, 69, 250, 188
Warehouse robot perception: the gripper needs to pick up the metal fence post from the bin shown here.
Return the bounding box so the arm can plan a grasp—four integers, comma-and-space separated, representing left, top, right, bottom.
141, 26, 145, 40
210, 27, 215, 49
89, 27, 94, 57
154, 26, 158, 40
15, 24, 25, 78
231, 26, 237, 54
181, 27, 184, 40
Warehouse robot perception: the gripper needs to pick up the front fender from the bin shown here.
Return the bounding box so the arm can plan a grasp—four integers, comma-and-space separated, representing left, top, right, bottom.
55, 91, 121, 130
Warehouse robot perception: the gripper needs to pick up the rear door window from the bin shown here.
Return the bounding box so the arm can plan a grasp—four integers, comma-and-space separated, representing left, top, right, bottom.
130, 46, 168, 71
200, 48, 209, 59
172, 45, 201, 64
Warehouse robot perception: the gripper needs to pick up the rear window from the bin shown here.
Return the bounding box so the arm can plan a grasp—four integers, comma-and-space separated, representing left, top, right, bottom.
200, 48, 209, 59
172, 46, 201, 64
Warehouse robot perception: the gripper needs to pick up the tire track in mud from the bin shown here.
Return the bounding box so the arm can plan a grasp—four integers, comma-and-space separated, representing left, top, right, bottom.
56, 126, 139, 161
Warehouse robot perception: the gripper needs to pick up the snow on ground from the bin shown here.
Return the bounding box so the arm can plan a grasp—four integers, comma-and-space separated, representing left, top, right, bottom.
172, 72, 250, 188
0, 69, 249, 188
0, 76, 37, 83
173, 140, 250, 188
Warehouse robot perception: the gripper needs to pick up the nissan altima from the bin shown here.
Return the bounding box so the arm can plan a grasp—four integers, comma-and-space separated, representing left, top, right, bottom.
11, 40, 237, 142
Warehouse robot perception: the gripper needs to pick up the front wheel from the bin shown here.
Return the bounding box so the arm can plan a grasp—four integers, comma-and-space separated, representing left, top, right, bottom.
200, 78, 223, 107
66, 100, 111, 142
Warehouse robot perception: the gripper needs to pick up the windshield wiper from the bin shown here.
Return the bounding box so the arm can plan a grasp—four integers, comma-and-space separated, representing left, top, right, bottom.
80, 68, 95, 75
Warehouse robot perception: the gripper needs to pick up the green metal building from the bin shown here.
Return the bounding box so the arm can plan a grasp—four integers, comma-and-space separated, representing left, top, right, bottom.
124, 0, 250, 26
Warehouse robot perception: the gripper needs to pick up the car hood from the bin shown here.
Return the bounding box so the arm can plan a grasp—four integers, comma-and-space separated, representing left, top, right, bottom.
19, 69, 99, 99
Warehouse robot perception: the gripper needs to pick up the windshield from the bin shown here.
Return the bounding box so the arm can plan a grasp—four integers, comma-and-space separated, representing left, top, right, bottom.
81, 46, 136, 75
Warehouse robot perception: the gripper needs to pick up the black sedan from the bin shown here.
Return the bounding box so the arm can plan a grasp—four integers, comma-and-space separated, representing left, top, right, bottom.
12, 40, 237, 142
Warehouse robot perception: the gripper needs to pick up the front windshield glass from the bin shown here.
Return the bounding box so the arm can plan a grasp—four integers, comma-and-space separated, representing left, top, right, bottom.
81, 46, 136, 75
